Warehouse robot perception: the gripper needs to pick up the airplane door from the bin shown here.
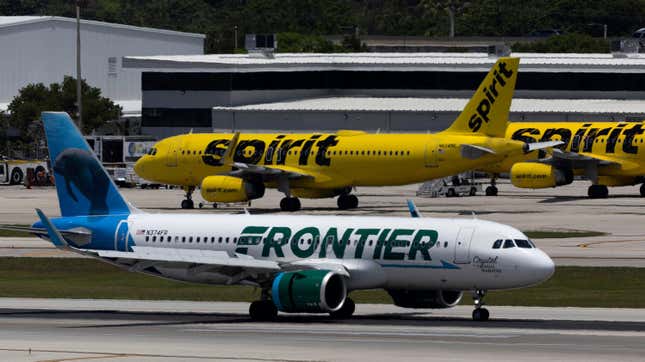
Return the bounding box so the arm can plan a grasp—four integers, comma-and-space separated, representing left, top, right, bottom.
453, 227, 474, 264
114, 220, 129, 251
165, 139, 178, 167
424, 139, 438, 167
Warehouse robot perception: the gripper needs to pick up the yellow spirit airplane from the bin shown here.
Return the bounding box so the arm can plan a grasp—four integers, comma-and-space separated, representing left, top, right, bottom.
135, 57, 560, 211
481, 121, 645, 198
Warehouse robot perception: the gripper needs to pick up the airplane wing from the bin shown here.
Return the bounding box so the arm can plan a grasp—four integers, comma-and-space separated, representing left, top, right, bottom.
462, 140, 564, 160
229, 162, 315, 180
548, 148, 621, 167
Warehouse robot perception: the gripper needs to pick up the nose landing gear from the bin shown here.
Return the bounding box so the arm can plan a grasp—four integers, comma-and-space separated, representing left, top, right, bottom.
181, 186, 195, 209
472, 289, 489, 321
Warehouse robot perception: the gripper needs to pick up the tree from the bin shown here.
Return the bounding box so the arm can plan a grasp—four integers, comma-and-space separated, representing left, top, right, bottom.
7, 76, 122, 138
423, 0, 470, 37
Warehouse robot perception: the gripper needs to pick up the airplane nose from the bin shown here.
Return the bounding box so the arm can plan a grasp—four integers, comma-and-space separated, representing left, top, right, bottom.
134, 158, 145, 175
532, 251, 555, 283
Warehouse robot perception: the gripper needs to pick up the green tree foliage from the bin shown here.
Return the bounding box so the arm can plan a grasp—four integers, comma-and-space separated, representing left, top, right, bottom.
512, 33, 610, 53
277, 33, 341, 53
1, 0, 644, 51
7, 77, 122, 137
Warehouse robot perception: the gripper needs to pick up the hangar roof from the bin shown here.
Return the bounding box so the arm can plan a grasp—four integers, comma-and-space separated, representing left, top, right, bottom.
0, 16, 205, 39
212, 97, 645, 115
123, 52, 645, 73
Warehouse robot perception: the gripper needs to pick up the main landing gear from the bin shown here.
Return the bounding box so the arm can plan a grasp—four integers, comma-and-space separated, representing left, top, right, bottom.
588, 184, 608, 199
280, 197, 301, 212
472, 289, 489, 321
180, 186, 195, 209
249, 300, 278, 321
485, 176, 498, 196
337, 193, 359, 210
330, 298, 355, 319
640, 183, 645, 197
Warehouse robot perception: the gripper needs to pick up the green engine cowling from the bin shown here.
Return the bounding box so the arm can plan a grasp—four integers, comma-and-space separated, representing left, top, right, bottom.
271, 270, 347, 313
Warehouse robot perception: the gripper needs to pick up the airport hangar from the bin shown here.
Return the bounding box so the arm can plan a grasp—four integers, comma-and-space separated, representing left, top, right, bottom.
122, 52, 645, 138
0, 16, 204, 121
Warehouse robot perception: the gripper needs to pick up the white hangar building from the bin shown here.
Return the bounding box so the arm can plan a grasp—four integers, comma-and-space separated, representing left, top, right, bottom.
122, 52, 645, 137
0, 16, 204, 118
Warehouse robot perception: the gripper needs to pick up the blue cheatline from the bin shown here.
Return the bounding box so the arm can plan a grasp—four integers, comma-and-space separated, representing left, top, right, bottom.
41, 112, 130, 217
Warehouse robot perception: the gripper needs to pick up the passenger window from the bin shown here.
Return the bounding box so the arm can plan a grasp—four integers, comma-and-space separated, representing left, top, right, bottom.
218, 237, 222, 243
196, 237, 200, 242
443, 241, 448, 248
182, 237, 186, 243
515, 239, 533, 248
189, 237, 193, 243
152, 236, 156, 242
492, 239, 502, 249
503, 239, 515, 248
145, 236, 149, 242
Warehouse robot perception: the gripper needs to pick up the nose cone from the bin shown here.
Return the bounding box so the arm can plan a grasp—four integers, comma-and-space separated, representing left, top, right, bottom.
134, 157, 146, 176
527, 250, 555, 285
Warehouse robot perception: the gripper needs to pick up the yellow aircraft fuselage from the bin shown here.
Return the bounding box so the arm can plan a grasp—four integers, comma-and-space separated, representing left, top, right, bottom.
137, 131, 526, 192
483, 121, 645, 186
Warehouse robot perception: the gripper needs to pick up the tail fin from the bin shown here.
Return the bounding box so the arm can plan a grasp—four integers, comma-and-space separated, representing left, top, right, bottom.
42, 112, 131, 217
444, 57, 519, 137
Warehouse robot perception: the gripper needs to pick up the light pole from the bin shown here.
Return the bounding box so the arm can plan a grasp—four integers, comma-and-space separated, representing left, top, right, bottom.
76, 1, 83, 132
234, 26, 238, 50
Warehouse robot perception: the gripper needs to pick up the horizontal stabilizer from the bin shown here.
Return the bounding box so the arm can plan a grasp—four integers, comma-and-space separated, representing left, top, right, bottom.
460, 144, 496, 160
0, 224, 91, 246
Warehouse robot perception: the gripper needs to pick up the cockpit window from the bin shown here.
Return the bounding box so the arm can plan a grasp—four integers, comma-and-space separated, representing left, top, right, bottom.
503, 239, 515, 248
514, 239, 533, 248
492, 239, 502, 249
147, 148, 157, 156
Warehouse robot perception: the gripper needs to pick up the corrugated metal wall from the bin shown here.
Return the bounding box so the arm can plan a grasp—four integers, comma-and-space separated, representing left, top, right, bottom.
0, 18, 203, 105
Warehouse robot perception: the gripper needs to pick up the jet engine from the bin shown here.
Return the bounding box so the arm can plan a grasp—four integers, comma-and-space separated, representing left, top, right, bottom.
387, 289, 463, 309
510, 162, 573, 189
200, 176, 265, 203
272, 270, 347, 313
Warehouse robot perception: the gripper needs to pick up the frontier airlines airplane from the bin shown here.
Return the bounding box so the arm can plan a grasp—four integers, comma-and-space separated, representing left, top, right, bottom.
3, 112, 555, 322
134, 57, 561, 211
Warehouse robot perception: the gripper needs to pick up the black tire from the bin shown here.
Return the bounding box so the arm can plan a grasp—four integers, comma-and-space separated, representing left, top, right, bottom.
472, 308, 489, 321
337, 195, 350, 210
280, 198, 288, 211
446, 188, 456, 197
469, 187, 477, 196
640, 184, 645, 197
588, 185, 608, 199
9, 168, 23, 185
35, 166, 46, 184
485, 186, 498, 196
289, 197, 301, 211
141, 184, 147, 189
249, 300, 277, 321
213, 203, 218, 208
330, 298, 355, 319
181, 199, 194, 209
347, 195, 358, 209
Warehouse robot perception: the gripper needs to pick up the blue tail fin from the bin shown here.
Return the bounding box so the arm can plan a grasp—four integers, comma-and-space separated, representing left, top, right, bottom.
42, 112, 131, 217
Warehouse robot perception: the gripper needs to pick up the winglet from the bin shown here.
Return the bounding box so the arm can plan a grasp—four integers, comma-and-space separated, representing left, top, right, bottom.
35, 208, 69, 248
407, 199, 422, 218
222, 132, 241, 165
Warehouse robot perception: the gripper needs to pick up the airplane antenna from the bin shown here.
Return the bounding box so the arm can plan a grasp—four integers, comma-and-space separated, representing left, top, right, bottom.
243, 208, 251, 215
471, 211, 477, 219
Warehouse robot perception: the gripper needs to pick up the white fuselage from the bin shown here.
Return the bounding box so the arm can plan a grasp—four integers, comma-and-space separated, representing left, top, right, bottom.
123, 213, 554, 292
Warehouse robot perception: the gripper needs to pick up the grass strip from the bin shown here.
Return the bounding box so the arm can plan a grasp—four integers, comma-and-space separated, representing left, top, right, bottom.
523, 230, 607, 239
0, 258, 642, 308
0, 225, 32, 238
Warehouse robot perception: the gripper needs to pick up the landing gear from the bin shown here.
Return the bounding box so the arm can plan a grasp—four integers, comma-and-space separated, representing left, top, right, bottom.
181, 186, 195, 209
198, 202, 218, 209
588, 184, 608, 199
337, 194, 359, 210
330, 298, 355, 319
472, 289, 489, 321
640, 184, 645, 197
280, 197, 301, 212
249, 300, 278, 321
485, 186, 498, 196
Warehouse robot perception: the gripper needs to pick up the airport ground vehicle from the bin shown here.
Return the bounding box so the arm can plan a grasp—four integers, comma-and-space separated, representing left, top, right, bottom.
85, 135, 158, 188
417, 175, 483, 198
135, 57, 560, 211
0, 159, 48, 185
0, 112, 554, 322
